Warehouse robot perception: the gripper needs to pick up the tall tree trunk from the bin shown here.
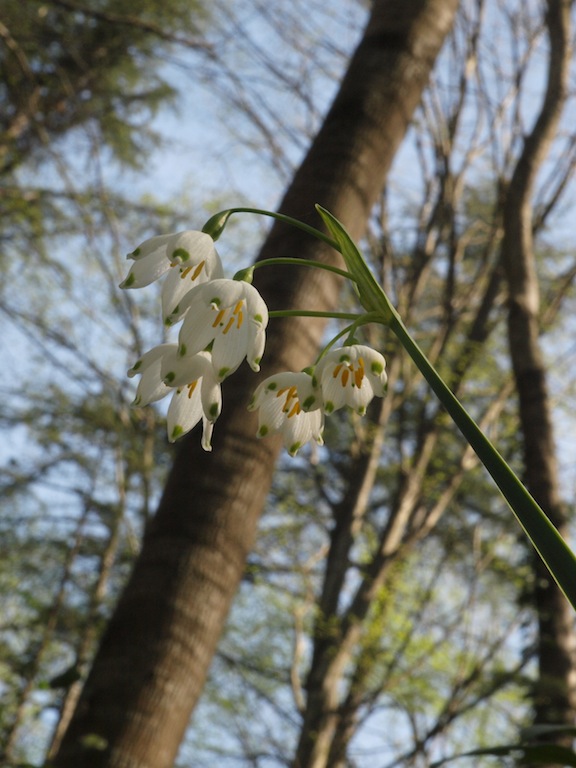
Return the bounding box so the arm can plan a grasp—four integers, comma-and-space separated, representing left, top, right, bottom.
500, 0, 576, 750
52, 2, 459, 766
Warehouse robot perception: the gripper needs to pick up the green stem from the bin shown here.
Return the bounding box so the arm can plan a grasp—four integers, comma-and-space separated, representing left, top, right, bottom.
316, 203, 576, 609
203, 207, 339, 250
314, 322, 364, 363
268, 310, 364, 321
389, 312, 576, 609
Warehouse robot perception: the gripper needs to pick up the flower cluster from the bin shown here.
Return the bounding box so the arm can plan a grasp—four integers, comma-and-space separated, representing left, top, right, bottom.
122, 226, 387, 455
122, 230, 268, 449
249, 344, 387, 456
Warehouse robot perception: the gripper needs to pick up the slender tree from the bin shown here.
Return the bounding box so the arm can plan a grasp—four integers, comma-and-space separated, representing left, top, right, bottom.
500, 0, 576, 747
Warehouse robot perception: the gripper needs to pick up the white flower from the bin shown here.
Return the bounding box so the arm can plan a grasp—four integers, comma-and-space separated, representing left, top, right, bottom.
128, 343, 176, 406
128, 344, 222, 450
314, 345, 387, 415
119, 231, 224, 303
174, 279, 268, 380
248, 371, 324, 457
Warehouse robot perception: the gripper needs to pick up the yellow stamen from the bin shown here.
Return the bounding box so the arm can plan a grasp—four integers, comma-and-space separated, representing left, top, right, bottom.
179, 265, 192, 279
187, 381, 198, 398
212, 308, 225, 328
222, 301, 245, 334
333, 358, 365, 389
233, 300, 244, 327
277, 385, 301, 417
354, 359, 365, 388
192, 261, 205, 280
288, 401, 301, 418
212, 300, 245, 334
179, 262, 205, 281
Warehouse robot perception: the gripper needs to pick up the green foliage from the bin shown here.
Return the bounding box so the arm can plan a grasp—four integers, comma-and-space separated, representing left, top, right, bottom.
0, 0, 208, 173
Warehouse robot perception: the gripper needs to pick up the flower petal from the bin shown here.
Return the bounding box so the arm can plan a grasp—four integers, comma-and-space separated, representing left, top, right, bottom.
161, 348, 211, 388
165, 230, 222, 267
161, 234, 225, 321
247, 325, 266, 372
121, 230, 223, 295
128, 344, 178, 406
127, 233, 173, 261
167, 385, 204, 442
283, 408, 324, 456
157, 349, 223, 446
120, 249, 171, 289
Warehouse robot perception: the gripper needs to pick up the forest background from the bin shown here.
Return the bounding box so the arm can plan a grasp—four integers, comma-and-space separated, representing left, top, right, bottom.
1, 0, 576, 767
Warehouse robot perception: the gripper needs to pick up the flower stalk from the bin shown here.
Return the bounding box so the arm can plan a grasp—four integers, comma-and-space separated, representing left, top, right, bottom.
316, 204, 576, 610
120, 204, 576, 610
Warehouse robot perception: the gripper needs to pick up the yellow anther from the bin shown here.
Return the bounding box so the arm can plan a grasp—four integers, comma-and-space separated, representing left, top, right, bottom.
180, 265, 193, 279
213, 301, 245, 334
288, 401, 301, 418
333, 359, 365, 389
212, 308, 225, 328
278, 385, 300, 417
232, 300, 245, 327
354, 358, 365, 388
187, 381, 198, 398
192, 261, 205, 280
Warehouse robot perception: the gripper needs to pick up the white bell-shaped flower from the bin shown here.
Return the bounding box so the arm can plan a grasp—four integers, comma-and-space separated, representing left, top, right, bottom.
314, 344, 387, 415
173, 278, 268, 381
249, 371, 324, 457
128, 343, 176, 406
120, 230, 224, 297
128, 344, 222, 450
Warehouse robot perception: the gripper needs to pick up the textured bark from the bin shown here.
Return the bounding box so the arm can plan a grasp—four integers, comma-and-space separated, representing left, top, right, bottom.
500, 0, 576, 750
51, 1, 459, 766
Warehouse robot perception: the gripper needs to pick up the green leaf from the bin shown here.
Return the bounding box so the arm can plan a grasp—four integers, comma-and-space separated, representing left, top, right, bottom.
315, 205, 397, 323
314, 205, 576, 612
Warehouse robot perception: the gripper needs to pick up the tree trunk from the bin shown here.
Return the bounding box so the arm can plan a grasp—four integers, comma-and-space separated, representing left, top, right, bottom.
500, 0, 576, 752
51, 2, 459, 766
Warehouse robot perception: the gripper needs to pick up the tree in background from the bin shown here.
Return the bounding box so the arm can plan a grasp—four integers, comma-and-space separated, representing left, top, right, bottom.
499, 0, 576, 746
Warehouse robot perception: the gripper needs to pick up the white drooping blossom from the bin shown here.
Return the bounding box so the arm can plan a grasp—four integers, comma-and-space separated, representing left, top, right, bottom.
128, 344, 222, 450
314, 344, 387, 415
248, 371, 324, 457
120, 208, 393, 458
120, 231, 224, 316
172, 278, 269, 381
128, 343, 176, 406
